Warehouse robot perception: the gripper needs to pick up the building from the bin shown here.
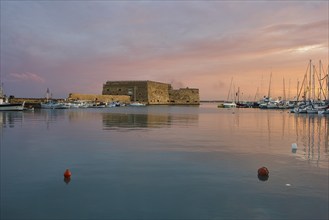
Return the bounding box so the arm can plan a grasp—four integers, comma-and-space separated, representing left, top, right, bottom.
102, 80, 199, 105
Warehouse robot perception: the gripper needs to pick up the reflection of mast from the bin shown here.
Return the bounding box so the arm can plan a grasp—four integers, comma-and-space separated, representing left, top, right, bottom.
295, 113, 299, 144
281, 109, 285, 139
267, 111, 271, 143
325, 117, 329, 153
317, 117, 321, 167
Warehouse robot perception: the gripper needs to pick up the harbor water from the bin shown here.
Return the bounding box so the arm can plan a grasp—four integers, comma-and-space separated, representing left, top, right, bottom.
1, 104, 328, 219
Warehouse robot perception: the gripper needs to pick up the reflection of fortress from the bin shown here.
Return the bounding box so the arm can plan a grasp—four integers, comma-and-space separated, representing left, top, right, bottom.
102, 80, 199, 105
102, 112, 199, 129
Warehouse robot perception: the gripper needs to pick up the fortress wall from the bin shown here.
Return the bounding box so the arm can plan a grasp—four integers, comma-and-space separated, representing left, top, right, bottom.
102, 81, 148, 103
169, 88, 200, 105
147, 81, 171, 104
68, 93, 130, 103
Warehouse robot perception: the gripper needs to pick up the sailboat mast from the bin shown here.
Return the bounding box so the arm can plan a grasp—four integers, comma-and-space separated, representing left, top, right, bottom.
283, 77, 286, 101
227, 77, 233, 101
312, 65, 316, 100
268, 72, 272, 99
327, 65, 329, 101
308, 59, 312, 101
0, 69, 3, 98
296, 79, 299, 101
319, 60, 322, 100
288, 78, 291, 101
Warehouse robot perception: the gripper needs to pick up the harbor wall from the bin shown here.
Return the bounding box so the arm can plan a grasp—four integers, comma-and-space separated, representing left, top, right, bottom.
68, 93, 130, 103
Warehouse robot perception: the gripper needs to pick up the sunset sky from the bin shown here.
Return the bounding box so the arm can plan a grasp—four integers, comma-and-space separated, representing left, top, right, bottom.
1, 1, 328, 100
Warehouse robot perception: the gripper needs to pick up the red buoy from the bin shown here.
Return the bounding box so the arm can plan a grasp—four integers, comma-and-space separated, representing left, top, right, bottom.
64, 169, 72, 178
258, 167, 269, 177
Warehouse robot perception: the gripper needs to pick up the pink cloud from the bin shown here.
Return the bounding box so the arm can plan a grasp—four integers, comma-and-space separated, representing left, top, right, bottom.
9, 72, 45, 83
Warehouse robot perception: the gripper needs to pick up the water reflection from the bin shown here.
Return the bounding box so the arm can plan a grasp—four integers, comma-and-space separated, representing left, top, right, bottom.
63, 177, 71, 185
102, 112, 198, 130
293, 114, 329, 167
1, 109, 328, 168
0, 111, 24, 128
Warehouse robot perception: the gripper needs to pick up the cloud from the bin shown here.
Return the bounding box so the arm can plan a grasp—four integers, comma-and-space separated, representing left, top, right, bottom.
9, 72, 45, 83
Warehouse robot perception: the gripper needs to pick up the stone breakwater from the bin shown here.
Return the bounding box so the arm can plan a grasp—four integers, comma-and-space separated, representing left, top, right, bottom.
9, 98, 64, 108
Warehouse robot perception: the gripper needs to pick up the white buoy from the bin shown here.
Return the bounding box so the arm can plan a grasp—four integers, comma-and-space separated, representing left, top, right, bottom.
291, 143, 298, 153
291, 143, 298, 150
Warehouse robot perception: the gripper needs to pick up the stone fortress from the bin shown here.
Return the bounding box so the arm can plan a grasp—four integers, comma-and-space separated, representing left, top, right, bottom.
102, 80, 199, 105
10, 80, 199, 106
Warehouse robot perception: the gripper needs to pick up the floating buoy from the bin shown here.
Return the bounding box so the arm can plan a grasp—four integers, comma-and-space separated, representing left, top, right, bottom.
258, 167, 269, 177
291, 143, 298, 153
64, 169, 72, 178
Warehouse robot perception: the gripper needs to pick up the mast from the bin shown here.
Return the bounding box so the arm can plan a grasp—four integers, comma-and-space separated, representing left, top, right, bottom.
319, 60, 322, 100
288, 78, 291, 101
308, 59, 312, 100
268, 72, 272, 99
237, 87, 240, 103
283, 77, 286, 101
312, 65, 316, 100
226, 77, 233, 102
327, 64, 329, 102
254, 87, 259, 102
0, 69, 3, 99
297, 79, 299, 101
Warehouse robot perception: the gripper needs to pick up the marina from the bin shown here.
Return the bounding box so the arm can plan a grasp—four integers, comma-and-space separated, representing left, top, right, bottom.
1, 104, 328, 219
1, 2, 328, 219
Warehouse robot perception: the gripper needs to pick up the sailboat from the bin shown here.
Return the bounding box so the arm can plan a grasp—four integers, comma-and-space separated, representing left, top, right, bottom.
258, 72, 279, 109
0, 83, 25, 111
219, 77, 236, 108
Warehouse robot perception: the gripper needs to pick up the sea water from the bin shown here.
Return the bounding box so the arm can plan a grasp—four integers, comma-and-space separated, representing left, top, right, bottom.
1, 104, 328, 220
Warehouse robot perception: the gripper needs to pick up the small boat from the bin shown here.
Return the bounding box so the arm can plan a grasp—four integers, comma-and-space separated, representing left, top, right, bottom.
40, 88, 69, 109
222, 102, 236, 108
318, 107, 329, 115
0, 84, 25, 111
40, 100, 69, 109
220, 77, 236, 108
0, 101, 25, 111
129, 102, 146, 107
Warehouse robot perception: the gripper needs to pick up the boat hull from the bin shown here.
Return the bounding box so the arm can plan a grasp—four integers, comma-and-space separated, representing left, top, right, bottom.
0, 103, 25, 111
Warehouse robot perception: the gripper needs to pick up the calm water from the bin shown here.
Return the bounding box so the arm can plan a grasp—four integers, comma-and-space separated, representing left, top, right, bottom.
1, 104, 328, 220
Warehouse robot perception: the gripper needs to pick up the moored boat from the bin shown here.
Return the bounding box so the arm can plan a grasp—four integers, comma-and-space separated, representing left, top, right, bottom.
0, 84, 25, 111
0, 101, 25, 111
222, 102, 236, 108
129, 102, 146, 107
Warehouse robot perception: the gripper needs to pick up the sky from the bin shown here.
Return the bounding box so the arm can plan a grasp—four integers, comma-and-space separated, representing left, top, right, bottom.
1, 1, 328, 100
